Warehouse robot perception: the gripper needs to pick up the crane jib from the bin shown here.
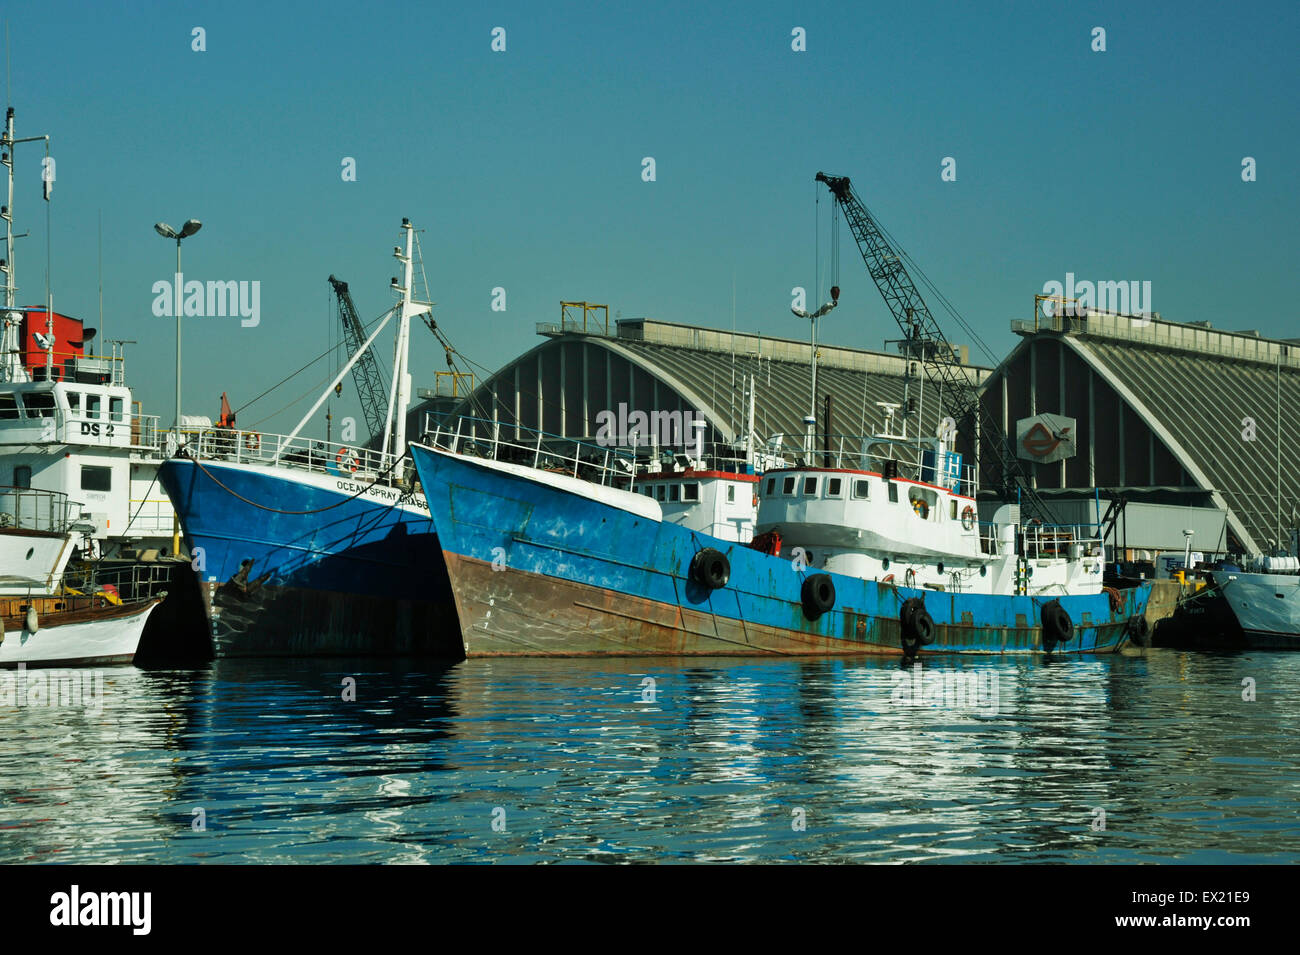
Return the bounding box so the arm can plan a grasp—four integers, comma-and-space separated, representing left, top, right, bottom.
814, 171, 1055, 524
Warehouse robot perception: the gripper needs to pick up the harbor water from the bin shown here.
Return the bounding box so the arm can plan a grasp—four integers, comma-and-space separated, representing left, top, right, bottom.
1, 648, 1297, 863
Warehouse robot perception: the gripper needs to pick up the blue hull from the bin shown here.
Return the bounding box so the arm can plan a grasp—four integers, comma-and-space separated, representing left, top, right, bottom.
158, 458, 458, 657
410, 444, 1152, 656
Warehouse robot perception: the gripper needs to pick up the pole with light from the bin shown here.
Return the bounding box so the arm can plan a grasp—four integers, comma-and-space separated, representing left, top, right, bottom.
155, 218, 200, 560
154, 219, 202, 433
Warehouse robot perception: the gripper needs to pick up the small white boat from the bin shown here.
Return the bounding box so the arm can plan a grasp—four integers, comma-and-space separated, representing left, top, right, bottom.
0, 593, 160, 666
0, 487, 161, 667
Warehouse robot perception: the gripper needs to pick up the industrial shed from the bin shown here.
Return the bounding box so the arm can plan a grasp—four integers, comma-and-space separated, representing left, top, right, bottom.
983, 308, 1300, 557
425, 308, 989, 460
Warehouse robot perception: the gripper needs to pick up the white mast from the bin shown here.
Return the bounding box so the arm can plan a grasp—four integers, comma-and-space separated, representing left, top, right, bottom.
1, 105, 47, 385
383, 217, 430, 461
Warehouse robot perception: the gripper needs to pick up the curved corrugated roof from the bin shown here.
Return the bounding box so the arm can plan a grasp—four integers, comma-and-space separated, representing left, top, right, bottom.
991, 312, 1300, 554
440, 324, 989, 451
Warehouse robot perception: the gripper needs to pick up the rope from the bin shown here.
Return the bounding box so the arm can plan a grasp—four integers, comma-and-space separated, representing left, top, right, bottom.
185, 450, 410, 515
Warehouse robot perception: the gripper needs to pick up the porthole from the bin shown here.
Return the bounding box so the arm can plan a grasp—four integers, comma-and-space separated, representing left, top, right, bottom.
25, 547, 34, 560
882, 558, 891, 571
937, 562, 945, 574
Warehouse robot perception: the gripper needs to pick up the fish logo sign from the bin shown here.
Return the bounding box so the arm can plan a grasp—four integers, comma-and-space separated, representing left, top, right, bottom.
1015, 414, 1077, 464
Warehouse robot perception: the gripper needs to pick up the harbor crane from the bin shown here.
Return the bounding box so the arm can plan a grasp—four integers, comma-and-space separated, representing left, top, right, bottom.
814, 171, 1054, 522
329, 274, 390, 443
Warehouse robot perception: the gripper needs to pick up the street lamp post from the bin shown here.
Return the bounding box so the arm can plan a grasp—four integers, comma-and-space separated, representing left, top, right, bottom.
154, 219, 202, 433
154, 219, 201, 560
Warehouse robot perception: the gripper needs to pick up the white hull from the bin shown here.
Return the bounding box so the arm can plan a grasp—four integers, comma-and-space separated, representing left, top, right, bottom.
0, 530, 73, 594
0, 599, 159, 666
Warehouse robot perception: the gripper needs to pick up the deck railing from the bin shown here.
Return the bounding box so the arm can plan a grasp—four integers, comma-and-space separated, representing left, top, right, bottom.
763, 432, 979, 495
424, 417, 641, 488
0, 486, 79, 534
181, 427, 406, 484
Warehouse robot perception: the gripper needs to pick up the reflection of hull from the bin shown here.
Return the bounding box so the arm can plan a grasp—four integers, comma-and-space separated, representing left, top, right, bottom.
159, 458, 458, 657
413, 444, 1150, 657
0, 597, 160, 666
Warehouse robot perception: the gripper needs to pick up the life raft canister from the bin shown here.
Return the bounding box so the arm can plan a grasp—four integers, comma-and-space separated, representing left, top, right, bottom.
690, 548, 731, 589
900, 596, 935, 648
801, 573, 836, 618
1041, 599, 1073, 651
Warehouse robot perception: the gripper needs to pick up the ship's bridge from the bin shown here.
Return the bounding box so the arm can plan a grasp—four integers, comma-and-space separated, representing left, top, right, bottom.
0, 380, 159, 451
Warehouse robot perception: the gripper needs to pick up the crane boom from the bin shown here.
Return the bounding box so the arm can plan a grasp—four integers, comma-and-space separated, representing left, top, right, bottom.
329, 274, 390, 443
814, 171, 1052, 520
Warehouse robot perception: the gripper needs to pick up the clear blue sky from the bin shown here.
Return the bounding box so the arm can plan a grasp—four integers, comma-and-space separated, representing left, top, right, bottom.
7, 0, 1297, 434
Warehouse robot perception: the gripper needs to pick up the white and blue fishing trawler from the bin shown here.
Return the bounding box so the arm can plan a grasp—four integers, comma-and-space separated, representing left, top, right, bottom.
410, 411, 1153, 657
157, 219, 456, 656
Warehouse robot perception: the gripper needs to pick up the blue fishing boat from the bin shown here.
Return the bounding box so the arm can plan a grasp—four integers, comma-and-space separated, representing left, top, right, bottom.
158, 219, 456, 656
410, 419, 1153, 657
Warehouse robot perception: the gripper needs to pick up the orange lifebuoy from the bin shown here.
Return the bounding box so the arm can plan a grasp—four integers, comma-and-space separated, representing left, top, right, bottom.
243, 432, 261, 452
960, 505, 976, 531
335, 448, 359, 473
881, 573, 895, 584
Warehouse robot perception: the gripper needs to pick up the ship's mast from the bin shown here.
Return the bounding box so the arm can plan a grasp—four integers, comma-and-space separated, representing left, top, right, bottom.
383, 217, 429, 461
1, 106, 48, 385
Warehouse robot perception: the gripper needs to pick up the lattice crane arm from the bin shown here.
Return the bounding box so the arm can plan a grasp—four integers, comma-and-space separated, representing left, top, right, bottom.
329, 274, 391, 443
814, 171, 1052, 519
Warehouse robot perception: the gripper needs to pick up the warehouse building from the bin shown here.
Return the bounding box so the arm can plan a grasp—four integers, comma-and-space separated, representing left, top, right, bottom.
982, 302, 1300, 559
424, 302, 989, 461
415, 298, 1298, 564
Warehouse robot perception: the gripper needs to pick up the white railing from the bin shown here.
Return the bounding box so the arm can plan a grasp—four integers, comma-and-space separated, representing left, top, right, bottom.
1022, 522, 1104, 560
425, 417, 640, 488
0, 486, 79, 533
765, 432, 978, 494
181, 427, 405, 484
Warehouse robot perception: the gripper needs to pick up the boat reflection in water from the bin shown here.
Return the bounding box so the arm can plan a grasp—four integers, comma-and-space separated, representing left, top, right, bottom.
2, 651, 1296, 863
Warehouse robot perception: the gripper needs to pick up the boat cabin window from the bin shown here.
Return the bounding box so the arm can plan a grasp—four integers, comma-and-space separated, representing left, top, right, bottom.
110, 397, 125, 422
852, 479, 869, 499
0, 394, 16, 419
949, 499, 958, 521
24, 392, 55, 418
765, 478, 775, 495
803, 476, 818, 496
683, 482, 699, 502
80, 465, 112, 492
827, 478, 843, 497
67, 392, 82, 415
655, 484, 666, 502
668, 484, 680, 502
13, 465, 30, 488
888, 483, 899, 503
726, 484, 735, 503
87, 394, 102, 418
782, 476, 796, 495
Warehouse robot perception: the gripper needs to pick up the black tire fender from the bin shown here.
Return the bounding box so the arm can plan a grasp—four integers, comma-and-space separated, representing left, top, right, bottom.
690, 548, 730, 589
1127, 613, 1150, 647
1042, 599, 1073, 645
801, 573, 836, 618
900, 597, 934, 648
